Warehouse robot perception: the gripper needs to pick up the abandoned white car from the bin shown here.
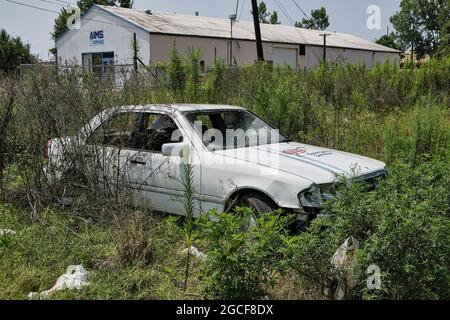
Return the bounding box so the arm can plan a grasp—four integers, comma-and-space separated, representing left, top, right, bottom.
45, 104, 387, 225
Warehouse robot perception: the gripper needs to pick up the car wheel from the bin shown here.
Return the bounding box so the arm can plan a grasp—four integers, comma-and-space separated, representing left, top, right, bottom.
233, 192, 278, 229
236, 192, 278, 214
235, 192, 307, 235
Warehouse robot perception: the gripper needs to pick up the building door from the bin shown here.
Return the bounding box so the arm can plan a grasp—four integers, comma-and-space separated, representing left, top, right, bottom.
101, 52, 115, 82
82, 52, 115, 80
273, 47, 298, 69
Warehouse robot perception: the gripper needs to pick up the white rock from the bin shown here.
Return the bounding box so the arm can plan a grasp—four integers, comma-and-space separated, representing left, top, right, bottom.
331, 236, 360, 300
0, 229, 16, 237
27, 292, 40, 300
182, 246, 207, 261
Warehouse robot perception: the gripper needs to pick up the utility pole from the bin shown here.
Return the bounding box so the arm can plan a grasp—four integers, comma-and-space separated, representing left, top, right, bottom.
229, 14, 237, 66
133, 33, 138, 72
251, 0, 264, 61
319, 33, 331, 62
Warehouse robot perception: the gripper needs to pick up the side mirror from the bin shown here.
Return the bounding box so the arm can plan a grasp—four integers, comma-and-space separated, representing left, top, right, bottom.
161, 142, 189, 157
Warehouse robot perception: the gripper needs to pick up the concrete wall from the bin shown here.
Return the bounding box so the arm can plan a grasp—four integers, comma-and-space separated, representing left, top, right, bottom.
56, 8, 150, 66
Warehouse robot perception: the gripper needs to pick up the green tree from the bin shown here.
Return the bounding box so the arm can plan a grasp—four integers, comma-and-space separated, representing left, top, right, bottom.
437, 20, 450, 57
0, 29, 36, 72
51, 0, 134, 54
376, 33, 403, 51
295, 7, 329, 31
270, 11, 280, 25
253, 1, 280, 24
390, 0, 449, 58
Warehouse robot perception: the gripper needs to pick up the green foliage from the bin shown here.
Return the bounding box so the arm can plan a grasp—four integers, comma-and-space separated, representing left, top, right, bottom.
203, 58, 227, 103
0, 204, 199, 300
295, 7, 330, 31
256, 1, 280, 24
0, 51, 449, 300
390, 0, 449, 57
185, 48, 202, 103
383, 98, 449, 165
297, 160, 450, 299
269, 11, 280, 25
281, 219, 341, 296
376, 33, 403, 51
182, 160, 197, 291
51, 0, 134, 49
167, 42, 187, 101
437, 19, 450, 57
198, 209, 289, 300
0, 29, 35, 72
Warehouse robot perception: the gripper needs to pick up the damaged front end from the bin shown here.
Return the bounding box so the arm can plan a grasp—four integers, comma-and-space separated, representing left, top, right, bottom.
294, 169, 388, 226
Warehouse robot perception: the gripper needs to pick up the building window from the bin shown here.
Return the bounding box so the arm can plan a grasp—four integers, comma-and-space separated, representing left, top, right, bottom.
299, 44, 306, 56
200, 60, 205, 71
82, 51, 115, 81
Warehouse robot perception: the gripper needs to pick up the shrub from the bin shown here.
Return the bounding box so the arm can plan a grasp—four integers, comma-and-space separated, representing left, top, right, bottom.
167, 42, 187, 101
292, 160, 450, 300
198, 208, 290, 300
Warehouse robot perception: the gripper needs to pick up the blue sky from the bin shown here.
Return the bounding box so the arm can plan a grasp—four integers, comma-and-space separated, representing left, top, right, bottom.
0, 0, 400, 60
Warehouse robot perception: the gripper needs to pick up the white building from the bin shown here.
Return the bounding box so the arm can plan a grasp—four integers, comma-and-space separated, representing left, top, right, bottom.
56, 5, 400, 77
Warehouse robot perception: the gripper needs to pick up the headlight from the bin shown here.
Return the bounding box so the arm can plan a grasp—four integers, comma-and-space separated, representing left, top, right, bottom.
298, 184, 336, 209
299, 185, 323, 209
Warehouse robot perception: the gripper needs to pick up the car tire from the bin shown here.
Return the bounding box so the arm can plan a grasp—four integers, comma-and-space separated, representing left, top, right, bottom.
235, 192, 307, 235
236, 192, 278, 215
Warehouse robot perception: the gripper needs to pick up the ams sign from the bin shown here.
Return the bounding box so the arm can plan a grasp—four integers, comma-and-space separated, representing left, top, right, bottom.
90, 31, 104, 45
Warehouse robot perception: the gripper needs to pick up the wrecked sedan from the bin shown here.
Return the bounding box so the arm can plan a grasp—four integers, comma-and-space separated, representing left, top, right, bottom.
45, 104, 387, 223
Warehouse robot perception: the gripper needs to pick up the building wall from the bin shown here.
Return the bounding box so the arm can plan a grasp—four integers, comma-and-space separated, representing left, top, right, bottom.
150, 33, 398, 69
306, 46, 400, 68
150, 34, 302, 68
56, 8, 150, 66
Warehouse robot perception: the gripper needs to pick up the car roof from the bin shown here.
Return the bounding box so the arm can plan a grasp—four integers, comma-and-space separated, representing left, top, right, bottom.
115, 104, 246, 113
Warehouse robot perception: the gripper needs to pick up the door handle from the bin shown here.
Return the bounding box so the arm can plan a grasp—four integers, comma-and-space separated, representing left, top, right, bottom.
130, 159, 146, 165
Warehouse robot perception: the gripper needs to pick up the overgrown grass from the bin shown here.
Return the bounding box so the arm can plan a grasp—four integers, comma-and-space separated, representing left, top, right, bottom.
0, 203, 205, 300
0, 52, 449, 299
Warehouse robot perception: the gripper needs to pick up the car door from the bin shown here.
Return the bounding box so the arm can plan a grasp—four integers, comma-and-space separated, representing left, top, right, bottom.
85, 111, 140, 197
124, 111, 201, 216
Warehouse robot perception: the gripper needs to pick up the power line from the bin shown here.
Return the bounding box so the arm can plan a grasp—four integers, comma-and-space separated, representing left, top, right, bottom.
273, 0, 295, 25
273, 0, 307, 45
40, 0, 69, 6
55, 0, 76, 4
5, 0, 60, 14
3, 0, 148, 31
291, 0, 310, 19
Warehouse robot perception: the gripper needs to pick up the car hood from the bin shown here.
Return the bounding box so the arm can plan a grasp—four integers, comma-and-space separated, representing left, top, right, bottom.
213, 142, 386, 184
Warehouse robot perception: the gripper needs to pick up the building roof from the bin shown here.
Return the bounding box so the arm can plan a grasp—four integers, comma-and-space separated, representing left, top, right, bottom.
95, 5, 399, 53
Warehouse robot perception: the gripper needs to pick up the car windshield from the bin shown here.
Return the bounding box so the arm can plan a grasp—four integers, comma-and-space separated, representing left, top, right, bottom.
185, 110, 288, 150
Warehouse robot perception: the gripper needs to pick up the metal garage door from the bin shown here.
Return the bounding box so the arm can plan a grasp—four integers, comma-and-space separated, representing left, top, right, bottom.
272, 47, 298, 68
